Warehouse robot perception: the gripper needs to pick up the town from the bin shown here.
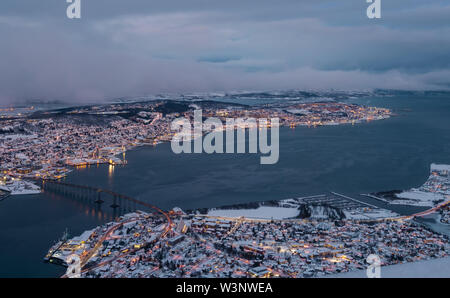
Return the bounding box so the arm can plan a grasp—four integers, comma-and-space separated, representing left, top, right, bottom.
2, 98, 447, 278
46, 206, 448, 278
41, 161, 450, 278
0, 99, 391, 194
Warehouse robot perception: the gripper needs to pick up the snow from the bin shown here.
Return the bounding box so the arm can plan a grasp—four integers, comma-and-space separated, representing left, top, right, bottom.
395, 191, 445, 207
207, 206, 299, 220
286, 109, 310, 115
393, 163, 450, 207
327, 256, 450, 278
0, 180, 41, 195
11, 188, 41, 195
309, 205, 335, 219
205, 193, 400, 221
0, 134, 37, 140
343, 209, 399, 220
431, 163, 450, 172
15, 153, 28, 160
70, 229, 94, 244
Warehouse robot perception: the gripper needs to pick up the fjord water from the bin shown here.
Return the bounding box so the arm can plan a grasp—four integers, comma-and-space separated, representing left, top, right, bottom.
1, 93, 450, 277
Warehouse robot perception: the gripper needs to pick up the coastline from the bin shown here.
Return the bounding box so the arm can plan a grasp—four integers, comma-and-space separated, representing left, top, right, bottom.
42, 161, 450, 278
12, 107, 392, 197
5, 93, 450, 278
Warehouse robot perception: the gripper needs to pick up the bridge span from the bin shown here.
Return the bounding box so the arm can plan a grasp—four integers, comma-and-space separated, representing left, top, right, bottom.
37, 178, 171, 229
36, 178, 172, 240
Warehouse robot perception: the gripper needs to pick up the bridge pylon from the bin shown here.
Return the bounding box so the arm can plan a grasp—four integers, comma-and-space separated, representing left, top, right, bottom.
110, 195, 120, 209
94, 190, 104, 204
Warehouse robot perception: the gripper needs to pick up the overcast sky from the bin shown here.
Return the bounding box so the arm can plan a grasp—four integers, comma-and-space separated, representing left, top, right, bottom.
1, 0, 449, 104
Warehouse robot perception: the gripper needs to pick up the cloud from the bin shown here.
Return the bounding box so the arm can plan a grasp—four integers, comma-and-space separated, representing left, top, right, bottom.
0, 1, 449, 104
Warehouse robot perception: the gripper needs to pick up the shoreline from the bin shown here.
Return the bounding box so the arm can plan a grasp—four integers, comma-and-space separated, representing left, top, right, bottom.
12, 112, 392, 197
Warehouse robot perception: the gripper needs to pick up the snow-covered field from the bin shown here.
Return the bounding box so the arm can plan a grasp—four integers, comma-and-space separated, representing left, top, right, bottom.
395, 191, 446, 207
343, 208, 399, 220
327, 256, 450, 278
207, 206, 299, 220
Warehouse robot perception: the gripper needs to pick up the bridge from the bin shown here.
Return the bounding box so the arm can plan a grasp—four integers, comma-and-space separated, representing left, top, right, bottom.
35, 178, 173, 273
37, 179, 170, 225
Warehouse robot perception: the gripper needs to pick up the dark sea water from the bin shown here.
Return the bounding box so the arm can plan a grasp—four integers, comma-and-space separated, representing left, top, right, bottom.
1, 94, 450, 277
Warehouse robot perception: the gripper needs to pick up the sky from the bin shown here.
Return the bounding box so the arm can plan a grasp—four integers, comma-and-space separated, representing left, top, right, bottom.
0, 0, 450, 104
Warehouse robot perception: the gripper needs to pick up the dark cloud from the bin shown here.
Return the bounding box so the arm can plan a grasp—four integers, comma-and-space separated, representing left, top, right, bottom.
0, 0, 449, 104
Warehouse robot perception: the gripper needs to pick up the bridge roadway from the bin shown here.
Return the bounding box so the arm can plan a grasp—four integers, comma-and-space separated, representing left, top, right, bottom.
38, 178, 171, 225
